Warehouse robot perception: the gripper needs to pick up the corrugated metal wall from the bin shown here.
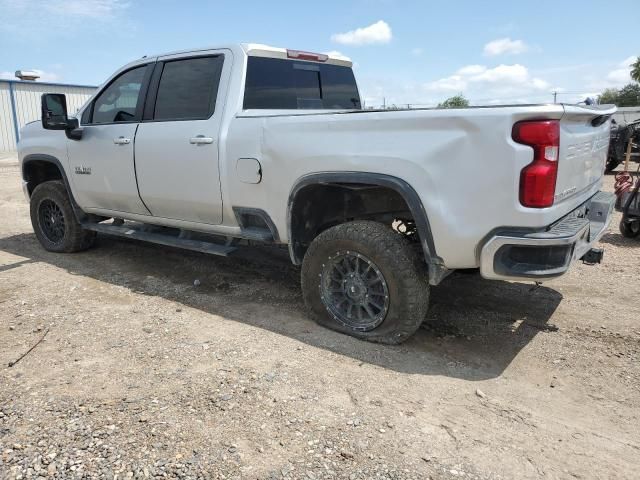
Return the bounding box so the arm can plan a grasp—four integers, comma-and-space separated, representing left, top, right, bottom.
0, 80, 96, 152
0, 83, 16, 151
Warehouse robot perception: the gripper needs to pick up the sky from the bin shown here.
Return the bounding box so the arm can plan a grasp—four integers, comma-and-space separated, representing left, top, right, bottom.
1, 0, 639, 108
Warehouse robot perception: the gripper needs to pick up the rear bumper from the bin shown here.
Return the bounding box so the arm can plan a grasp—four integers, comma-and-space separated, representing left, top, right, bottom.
480, 191, 615, 281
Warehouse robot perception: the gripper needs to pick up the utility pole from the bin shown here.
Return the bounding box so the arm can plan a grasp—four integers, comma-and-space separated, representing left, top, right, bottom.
553, 91, 557, 104
383, 97, 386, 109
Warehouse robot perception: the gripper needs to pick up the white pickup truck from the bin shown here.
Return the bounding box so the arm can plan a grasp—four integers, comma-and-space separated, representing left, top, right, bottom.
18, 43, 616, 343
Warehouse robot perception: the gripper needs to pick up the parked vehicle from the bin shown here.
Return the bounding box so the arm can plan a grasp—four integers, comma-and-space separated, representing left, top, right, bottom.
606, 119, 640, 172
18, 44, 617, 343
614, 169, 640, 238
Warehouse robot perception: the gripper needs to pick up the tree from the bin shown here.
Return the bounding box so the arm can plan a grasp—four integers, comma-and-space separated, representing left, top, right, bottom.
438, 94, 469, 109
598, 84, 640, 107
631, 56, 640, 83
599, 88, 619, 105
617, 83, 640, 106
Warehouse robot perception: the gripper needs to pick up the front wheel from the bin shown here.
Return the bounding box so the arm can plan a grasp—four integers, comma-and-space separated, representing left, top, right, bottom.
301, 221, 429, 344
30, 180, 96, 253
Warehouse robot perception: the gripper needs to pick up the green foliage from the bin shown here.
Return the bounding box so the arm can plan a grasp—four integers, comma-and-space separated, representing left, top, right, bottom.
598, 83, 640, 107
599, 88, 620, 105
631, 56, 640, 83
438, 94, 469, 109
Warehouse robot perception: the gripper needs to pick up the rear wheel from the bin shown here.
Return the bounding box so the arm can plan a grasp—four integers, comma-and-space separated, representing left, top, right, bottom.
30, 180, 96, 252
301, 221, 429, 344
619, 219, 640, 238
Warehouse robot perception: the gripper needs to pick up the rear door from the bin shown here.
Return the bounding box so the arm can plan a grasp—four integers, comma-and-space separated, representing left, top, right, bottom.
134, 51, 229, 224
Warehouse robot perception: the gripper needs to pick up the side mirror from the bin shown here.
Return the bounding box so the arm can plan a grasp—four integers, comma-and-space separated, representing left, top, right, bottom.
41, 93, 83, 140
41, 93, 70, 130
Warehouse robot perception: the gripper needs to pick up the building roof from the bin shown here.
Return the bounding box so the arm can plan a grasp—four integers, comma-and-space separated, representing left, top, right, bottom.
0, 78, 96, 89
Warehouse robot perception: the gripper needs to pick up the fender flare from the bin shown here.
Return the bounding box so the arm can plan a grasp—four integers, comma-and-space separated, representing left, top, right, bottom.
22, 154, 86, 221
287, 172, 443, 273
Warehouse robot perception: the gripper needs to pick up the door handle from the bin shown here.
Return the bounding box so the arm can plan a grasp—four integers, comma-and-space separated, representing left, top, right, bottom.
189, 135, 214, 145
113, 136, 131, 145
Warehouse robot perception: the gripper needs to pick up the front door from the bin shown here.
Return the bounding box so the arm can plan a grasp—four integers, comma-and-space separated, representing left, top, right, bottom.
134, 52, 229, 224
67, 63, 152, 215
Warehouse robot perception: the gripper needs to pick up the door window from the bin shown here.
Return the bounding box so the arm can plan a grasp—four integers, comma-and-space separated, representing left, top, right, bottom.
90, 65, 148, 124
152, 56, 224, 121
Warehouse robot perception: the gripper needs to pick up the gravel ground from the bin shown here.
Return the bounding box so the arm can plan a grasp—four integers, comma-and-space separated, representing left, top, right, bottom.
0, 159, 639, 479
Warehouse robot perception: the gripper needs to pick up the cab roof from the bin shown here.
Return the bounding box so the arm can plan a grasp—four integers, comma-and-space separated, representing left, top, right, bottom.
136, 43, 352, 68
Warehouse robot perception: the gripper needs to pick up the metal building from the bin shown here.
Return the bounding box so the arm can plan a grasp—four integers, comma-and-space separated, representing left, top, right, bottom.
0, 79, 96, 152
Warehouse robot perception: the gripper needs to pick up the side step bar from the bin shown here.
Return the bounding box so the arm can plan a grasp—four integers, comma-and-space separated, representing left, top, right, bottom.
82, 223, 237, 257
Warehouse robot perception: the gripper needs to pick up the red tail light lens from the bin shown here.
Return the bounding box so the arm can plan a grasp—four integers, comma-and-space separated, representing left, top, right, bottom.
513, 120, 560, 208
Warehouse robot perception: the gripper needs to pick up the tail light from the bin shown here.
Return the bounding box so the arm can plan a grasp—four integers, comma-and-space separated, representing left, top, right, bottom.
513, 120, 560, 208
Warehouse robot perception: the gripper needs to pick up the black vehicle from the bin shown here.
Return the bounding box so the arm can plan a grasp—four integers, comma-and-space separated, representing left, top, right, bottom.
606, 119, 640, 172
616, 171, 640, 238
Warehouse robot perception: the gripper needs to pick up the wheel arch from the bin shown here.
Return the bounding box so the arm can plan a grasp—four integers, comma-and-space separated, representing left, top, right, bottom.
23, 154, 69, 195
22, 154, 86, 222
287, 172, 442, 276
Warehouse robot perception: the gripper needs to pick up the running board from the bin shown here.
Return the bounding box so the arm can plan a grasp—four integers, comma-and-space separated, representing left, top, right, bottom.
82, 223, 237, 257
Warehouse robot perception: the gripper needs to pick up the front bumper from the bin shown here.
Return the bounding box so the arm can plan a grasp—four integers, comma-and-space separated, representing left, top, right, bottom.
480, 191, 615, 281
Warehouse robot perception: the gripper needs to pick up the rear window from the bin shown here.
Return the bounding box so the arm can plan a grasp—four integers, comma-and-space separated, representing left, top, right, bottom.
243, 57, 361, 110
153, 56, 224, 121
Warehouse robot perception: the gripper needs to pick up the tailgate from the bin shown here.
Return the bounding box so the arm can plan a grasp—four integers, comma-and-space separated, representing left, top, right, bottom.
555, 104, 616, 205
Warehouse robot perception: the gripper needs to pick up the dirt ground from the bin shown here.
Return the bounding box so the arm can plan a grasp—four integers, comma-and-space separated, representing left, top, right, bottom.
0, 156, 638, 480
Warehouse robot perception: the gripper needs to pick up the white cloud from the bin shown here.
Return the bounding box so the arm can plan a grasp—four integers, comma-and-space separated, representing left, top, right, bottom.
619, 56, 637, 68
411, 48, 423, 56
584, 55, 638, 91
456, 64, 486, 75
360, 56, 635, 108
471, 64, 529, 83
424, 75, 466, 92
530, 77, 551, 90
483, 38, 529, 56
331, 20, 392, 46
605, 55, 636, 84
425, 63, 549, 94
324, 50, 351, 61
607, 68, 630, 84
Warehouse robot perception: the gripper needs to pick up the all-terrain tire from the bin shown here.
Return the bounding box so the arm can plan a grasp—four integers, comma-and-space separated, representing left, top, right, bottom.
301, 221, 429, 344
30, 180, 96, 253
619, 219, 640, 238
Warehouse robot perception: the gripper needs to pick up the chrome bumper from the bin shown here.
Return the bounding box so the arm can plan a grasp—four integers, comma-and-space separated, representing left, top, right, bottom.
480, 191, 615, 281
